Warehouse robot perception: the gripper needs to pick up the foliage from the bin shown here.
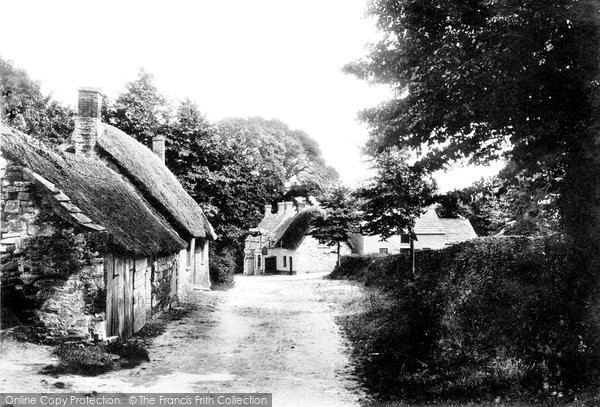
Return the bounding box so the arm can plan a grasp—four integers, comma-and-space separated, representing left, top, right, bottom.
208, 245, 237, 288
355, 147, 437, 239
331, 237, 600, 401
20, 203, 99, 278
44, 340, 149, 376
346, 0, 600, 269
104, 69, 170, 146
311, 186, 361, 264
434, 173, 559, 236
0, 56, 74, 145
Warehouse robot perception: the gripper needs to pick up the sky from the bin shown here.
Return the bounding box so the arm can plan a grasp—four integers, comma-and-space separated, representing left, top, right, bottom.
0, 0, 502, 191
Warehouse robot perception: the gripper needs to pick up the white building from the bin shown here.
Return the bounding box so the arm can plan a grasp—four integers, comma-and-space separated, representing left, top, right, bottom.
351, 207, 477, 255
244, 201, 352, 275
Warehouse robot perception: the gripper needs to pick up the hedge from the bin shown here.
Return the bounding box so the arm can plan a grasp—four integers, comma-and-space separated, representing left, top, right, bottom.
331, 236, 600, 401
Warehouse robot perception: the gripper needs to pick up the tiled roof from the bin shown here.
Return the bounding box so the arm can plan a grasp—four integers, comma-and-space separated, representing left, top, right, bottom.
440, 218, 478, 244
414, 207, 445, 235
257, 211, 287, 234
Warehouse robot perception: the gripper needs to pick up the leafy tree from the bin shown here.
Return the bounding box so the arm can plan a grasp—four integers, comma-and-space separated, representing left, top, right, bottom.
435, 171, 559, 237
356, 148, 436, 271
311, 186, 360, 266
346, 0, 600, 284
105, 69, 170, 146
0, 57, 74, 144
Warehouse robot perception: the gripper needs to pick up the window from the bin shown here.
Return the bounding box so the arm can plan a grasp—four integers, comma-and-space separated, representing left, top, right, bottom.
283, 256, 287, 268
257, 255, 262, 269
400, 234, 410, 244
379, 248, 388, 254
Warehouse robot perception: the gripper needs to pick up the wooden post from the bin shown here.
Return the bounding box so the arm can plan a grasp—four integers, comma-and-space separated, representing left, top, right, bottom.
409, 227, 416, 276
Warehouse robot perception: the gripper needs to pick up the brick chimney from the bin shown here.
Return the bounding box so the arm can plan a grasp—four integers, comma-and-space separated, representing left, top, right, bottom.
73, 88, 102, 156
264, 204, 272, 216
152, 135, 166, 163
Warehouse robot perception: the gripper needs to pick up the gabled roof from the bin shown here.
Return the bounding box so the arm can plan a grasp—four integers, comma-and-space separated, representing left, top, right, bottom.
257, 210, 287, 235
97, 125, 215, 240
414, 207, 446, 235
1, 125, 186, 256
440, 218, 478, 244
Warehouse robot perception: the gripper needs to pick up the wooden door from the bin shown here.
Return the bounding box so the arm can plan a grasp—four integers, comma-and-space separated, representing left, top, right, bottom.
265, 256, 277, 274
105, 255, 134, 339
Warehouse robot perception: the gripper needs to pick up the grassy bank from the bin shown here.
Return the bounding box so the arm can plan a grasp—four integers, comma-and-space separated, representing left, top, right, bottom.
331, 236, 600, 404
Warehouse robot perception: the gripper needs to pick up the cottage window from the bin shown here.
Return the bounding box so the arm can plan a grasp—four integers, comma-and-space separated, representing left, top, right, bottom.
379, 248, 388, 254
283, 256, 287, 268
400, 234, 410, 244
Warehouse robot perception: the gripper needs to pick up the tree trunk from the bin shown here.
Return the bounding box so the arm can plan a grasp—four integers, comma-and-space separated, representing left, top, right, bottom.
337, 241, 341, 267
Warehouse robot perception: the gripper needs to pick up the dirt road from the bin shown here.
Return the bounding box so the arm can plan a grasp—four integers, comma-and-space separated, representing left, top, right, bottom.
1, 273, 366, 406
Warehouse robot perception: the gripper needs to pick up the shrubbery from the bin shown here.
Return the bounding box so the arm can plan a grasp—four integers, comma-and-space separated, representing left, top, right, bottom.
331, 236, 600, 401
209, 246, 236, 288
43, 340, 149, 376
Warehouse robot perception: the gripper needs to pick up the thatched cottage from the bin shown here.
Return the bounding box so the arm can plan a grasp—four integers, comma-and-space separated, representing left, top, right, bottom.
244, 201, 352, 275
351, 207, 477, 255
0, 88, 215, 342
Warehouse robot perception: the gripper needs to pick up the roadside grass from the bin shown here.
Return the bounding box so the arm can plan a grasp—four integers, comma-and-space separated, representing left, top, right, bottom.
41, 303, 197, 376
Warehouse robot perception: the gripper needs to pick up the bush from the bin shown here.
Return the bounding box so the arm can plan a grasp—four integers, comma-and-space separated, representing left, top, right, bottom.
44, 340, 149, 376
332, 236, 600, 401
209, 245, 236, 288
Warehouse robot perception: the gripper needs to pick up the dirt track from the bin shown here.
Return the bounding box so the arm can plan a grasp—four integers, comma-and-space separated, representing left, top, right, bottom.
0, 273, 365, 407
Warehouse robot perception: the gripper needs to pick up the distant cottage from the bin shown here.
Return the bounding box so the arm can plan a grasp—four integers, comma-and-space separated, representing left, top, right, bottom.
351, 207, 477, 255
0, 88, 215, 342
244, 201, 352, 275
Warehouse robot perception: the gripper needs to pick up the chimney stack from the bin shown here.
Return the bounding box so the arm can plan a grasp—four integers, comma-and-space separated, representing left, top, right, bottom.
284, 201, 294, 214
73, 88, 102, 156
264, 204, 272, 216
277, 202, 285, 214
152, 135, 166, 163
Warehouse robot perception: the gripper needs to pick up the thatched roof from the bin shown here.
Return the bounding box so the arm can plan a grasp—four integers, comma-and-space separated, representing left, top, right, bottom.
97, 125, 215, 240
273, 207, 323, 250
1, 124, 187, 256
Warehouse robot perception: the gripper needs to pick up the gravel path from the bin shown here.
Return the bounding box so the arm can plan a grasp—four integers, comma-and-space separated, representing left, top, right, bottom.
1, 273, 365, 407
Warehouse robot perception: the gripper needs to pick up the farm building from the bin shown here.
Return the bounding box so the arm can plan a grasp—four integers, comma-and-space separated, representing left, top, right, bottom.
244, 201, 352, 275
0, 88, 215, 342
351, 206, 477, 255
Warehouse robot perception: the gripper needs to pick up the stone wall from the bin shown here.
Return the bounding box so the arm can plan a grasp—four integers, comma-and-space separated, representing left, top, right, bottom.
1, 161, 39, 283
151, 253, 179, 313
31, 261, 105, 342
1, 160, 106, 342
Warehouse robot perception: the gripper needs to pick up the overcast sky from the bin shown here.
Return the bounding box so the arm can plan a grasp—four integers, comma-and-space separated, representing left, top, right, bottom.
0, 0, 502, 190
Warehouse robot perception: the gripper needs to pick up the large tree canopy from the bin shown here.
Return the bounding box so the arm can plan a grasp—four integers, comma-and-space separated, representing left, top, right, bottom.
103, 74, 339, 275
347, 0, 600, 248
347, 0, 599, 172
